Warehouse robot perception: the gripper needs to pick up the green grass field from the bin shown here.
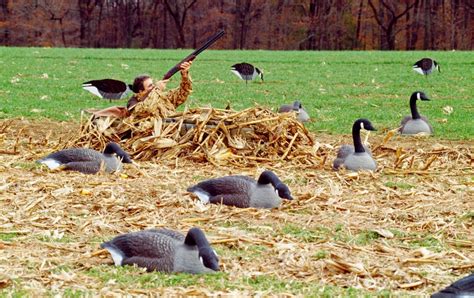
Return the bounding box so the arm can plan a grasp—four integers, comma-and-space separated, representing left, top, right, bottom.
0, 47, 472, 139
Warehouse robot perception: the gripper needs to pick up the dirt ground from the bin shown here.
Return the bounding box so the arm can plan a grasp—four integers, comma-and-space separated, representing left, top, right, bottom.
0, 118, 472, 296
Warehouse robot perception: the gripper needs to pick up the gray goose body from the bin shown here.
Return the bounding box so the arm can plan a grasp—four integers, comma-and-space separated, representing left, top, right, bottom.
101, 228, 219, 274
431, 273, 474, 298
400, 91, 433, 135
82, 79, 132, 101
37, 142, 132, 174
279, 100, 310, 123
333, 119, 377, 172
187, 170, 293, 209
413, 58, 440, 76
231, 62, 263, 83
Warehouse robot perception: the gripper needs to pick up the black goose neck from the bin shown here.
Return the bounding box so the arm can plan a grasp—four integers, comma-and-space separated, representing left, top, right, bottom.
184, 227, 210, 249
352, 122, 365, 153
257, 171, 282, 187
410, 94, 421, 119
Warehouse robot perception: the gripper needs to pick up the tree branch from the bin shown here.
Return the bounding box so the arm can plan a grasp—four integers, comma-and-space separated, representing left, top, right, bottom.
394, 0, 418, 21
367, 0, 388, 31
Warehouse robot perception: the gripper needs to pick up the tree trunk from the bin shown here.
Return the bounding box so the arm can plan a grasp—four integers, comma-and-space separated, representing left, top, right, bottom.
355, 0, 364, 48
0, 0, 10, 45
423, 0, 431, 49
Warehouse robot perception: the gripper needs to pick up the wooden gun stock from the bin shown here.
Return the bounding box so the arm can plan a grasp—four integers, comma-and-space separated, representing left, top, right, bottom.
162, 29, 225, 80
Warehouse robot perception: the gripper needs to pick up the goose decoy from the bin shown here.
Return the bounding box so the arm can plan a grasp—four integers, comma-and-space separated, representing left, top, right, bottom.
101, 227, 219, 274
431, 273, 474, 298
82, 79, 132, 102
413, 58, 440, 76
333, 118, 377, 172
37, 142, 132, 174
230, 62, 263, 84
187, 170, 293, 209
279, 100, 310, 123
400, 91, 433, 135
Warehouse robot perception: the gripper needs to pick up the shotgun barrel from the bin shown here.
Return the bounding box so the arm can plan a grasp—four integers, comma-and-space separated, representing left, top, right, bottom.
162, 30, 225, 80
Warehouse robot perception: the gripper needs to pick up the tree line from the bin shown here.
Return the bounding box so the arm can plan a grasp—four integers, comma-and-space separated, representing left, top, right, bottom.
0, 0, 472, 50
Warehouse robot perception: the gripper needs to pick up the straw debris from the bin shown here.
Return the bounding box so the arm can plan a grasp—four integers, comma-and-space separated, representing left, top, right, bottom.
72, 106, 318, 165
0, 118, 473, 296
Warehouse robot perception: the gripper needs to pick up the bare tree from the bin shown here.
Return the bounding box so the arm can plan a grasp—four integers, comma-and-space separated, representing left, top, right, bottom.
0, 0, 10, 44
164, 0, 198, 48
367, 0, 418, 49
78, 0, 98, 47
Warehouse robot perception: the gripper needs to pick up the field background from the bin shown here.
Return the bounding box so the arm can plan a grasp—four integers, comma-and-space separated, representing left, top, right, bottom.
0, 48, 473, 138
0, 48, 473, 296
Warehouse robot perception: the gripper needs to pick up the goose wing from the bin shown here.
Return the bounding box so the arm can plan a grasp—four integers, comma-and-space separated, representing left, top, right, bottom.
231, 63, 254, 76
279, 104, 293, 113
102, 231, 176, 260
400, 115, 412, 128
40, 148, 103, 165
188, 176, 254, 197
145, 229, 185, 241
333, 145, 354, 170
82, 79, 129, 100
420, 58, 433, 71
63, 161, 102, 174
209, 193, 252, 208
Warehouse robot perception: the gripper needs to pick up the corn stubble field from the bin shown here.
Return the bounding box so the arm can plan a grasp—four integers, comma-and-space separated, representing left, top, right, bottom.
0, 48, 473, 296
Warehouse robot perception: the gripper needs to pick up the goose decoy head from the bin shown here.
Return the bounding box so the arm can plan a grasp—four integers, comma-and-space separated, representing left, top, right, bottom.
255, 68, 264, 81
292, 100, 303, 111
413, 91, 430, 101
275, 183, 293, 201
355, 118, 376, 131
198, 247, 220, 271
103, 142, 132, 163
433, 60, 440, 72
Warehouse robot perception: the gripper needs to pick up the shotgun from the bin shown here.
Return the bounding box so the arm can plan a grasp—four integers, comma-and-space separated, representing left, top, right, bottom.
162, 29, 225, 80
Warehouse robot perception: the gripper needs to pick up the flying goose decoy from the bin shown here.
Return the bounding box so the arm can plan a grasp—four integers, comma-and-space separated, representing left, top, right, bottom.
231, 62, 263, 84
431, 273, 474, 298
413, 58, 440, 76
187, 170, 293, 209
279, 100, 310, 123
333, 118, 377, 172
101, 227, 219, 274
82, 79, 132, 102
400, 91, 433, 135
37, 142, 132, 174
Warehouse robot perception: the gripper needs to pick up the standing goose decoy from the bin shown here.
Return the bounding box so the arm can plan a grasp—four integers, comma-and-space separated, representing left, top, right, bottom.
333, 118, 377, 172
413, 58, 440, 76
279, 100, 310, 123
101, 227, 219, 274
400, 91, 434, 135
187, 170, 293, 209
82, 79, 132, 102
37, 142, 132, 174
431, 273, 474, 298
231, 62, 263, 84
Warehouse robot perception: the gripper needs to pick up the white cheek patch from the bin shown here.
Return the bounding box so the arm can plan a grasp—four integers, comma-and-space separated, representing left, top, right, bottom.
417, 93, 421, 101
200, 256, 204, 265
275, 188, 279, 195
360, 122, 365, 130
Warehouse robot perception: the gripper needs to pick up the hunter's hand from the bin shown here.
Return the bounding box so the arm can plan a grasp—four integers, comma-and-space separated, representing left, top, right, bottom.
180, 61, 192, 73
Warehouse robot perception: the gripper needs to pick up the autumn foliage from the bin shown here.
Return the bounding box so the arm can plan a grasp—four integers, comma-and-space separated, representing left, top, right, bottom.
0, 0, 473, 50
